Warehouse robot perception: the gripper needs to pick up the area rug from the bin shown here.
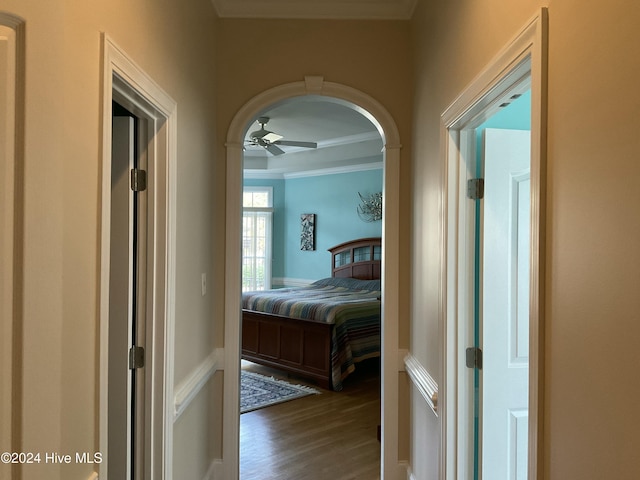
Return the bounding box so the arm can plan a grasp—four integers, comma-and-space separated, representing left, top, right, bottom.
240, 370, 320, 414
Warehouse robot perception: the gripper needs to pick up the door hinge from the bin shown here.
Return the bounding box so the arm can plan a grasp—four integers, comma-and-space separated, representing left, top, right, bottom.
131, 168, 147, 192
467, 178, 484, 200
465, 347, 483, 369
129, 345, 145, 369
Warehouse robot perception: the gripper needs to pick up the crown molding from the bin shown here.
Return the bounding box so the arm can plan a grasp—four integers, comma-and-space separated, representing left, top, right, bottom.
283, 161, 383, 178
212, 0, 417, 20
244, 161, 383, 179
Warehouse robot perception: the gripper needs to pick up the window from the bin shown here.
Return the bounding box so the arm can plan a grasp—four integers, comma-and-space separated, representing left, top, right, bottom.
242, 187, 273, 291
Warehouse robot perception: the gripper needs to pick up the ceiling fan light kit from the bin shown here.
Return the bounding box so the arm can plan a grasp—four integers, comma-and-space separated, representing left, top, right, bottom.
262, 132, 283, 143
246, 116, 317, 156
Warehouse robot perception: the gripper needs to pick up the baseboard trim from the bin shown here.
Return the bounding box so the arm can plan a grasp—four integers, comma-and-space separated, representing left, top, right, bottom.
404, 352, 438, 416
173, 348, 224, 421
404, 463, 416, 480
203, 458, 223, 480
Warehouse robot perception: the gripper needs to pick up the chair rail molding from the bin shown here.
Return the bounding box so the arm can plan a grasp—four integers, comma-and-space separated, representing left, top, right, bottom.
404, 353, 438, 416
173, 348, 224, 421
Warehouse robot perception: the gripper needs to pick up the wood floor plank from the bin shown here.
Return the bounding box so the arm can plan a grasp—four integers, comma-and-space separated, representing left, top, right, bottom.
240, 359, 381, 480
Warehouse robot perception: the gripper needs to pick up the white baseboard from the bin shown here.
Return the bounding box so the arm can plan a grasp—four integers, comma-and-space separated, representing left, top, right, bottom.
404, 463, 416, 480
203, 459, 223, 480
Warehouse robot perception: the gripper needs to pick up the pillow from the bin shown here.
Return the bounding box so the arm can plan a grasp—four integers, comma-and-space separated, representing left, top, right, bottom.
312, 277, 381, 292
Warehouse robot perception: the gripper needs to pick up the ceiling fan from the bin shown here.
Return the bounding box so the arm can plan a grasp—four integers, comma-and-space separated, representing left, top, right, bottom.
246, 116, 317, 156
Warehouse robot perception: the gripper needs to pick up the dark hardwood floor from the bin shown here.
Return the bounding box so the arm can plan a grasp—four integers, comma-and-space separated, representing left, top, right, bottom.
240, 359, 381, 480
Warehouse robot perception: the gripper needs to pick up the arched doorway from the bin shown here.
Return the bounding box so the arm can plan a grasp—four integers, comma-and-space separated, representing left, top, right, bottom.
224, 76, 402, 479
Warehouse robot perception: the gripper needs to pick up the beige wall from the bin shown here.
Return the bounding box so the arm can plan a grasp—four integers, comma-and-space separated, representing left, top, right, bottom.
545, 0, 640, 477
0, 0, 221, 478
411, 0, 640, 478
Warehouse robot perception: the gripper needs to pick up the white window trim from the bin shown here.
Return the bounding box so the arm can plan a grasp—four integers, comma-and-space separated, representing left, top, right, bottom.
242, 186, 273, 291
243, 186, 273, 208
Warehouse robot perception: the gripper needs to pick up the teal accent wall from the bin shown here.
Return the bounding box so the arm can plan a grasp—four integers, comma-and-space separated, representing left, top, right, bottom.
476, 90, 531, 161
482, 90, 531, 130
284, 169, 382, 280
244, 168, 383, 283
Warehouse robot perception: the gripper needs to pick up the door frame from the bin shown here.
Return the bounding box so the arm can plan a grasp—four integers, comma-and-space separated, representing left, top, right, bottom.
224, 75, 403, 479
440, 9, 547, 479
99, 34, 177, 480
0, 12, 25, 480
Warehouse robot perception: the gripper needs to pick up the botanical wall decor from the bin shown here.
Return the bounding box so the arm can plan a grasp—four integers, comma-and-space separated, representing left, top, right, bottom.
357, 192, 383, 222
300, 213, 315, 250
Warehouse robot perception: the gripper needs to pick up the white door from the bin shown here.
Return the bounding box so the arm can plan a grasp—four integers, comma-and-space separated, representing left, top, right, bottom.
109, 113, 147, 479
481, 128, 530, 479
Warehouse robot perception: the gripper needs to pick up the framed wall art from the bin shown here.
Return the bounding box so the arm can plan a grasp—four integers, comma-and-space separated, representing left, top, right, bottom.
300, 214, 315, 251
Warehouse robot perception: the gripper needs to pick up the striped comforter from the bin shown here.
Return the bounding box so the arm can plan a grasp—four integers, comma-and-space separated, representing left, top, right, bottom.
242, 277, 381, 390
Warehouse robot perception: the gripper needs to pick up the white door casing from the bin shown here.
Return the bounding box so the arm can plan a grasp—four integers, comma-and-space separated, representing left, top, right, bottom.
0, 14, 24, 480
100, 34, 177, 480
441, 9, 547, 480
481, 128, 531, 479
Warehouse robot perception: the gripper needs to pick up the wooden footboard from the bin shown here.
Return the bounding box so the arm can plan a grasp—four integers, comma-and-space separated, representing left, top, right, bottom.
242, 309, 333, 390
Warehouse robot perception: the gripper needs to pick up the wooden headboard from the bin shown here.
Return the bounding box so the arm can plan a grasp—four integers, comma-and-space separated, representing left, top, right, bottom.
328, 237, 382, 280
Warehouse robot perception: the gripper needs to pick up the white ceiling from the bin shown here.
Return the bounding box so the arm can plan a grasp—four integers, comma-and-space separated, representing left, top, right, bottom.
243, 96, 384, 178
212, 0, 417, 20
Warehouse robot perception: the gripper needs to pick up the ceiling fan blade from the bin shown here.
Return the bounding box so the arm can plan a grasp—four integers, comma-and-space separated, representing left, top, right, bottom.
275, 140, 317, 148
266, 143, 285, 155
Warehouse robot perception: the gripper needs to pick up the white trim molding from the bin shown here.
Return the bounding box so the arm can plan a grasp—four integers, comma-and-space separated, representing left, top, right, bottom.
203, 459, 223, 480
244, 161, 383, 180
283, 161, 384, 179
404, 353, 438, 416
173, 349, 224, 421
0, 14, 24, 480
212, 0, 417, 20
404, 464, 416, 480
99, 33, 177, 480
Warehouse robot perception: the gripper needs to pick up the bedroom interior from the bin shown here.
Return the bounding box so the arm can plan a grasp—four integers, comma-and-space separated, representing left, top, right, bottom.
240, 97, 384, 476
244, 169, 383, 286
241, 237, 382, 389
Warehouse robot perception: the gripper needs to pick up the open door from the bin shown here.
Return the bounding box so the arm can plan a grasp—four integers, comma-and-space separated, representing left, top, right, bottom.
480, 128, 531, 479
109, 107, 148, 480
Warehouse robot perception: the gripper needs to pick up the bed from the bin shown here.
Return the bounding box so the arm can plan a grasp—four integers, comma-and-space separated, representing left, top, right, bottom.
241, 237, 381, 390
